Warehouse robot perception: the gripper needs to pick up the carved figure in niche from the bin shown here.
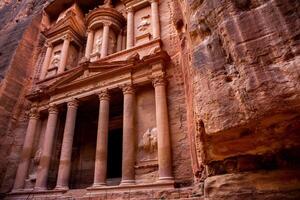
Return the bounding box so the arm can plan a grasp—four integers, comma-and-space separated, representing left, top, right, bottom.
108, 35, 116, 54
138, 15, 151, 32
51, 51, 61, 69
141, 128, 157, 153
28, 148, 42, 181
95, 36, 103, 54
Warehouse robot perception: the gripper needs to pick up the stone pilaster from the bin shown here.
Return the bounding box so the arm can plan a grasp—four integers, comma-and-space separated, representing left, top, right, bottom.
150, 0, 161, 39
58, 35, 71, 74
85, 29, 94, 59
40, 42, 53, 80
101, 22, 111, 58
152, 74, 173, 182
126, 7, 134, 49
13, 106, 40, 190
35, 105, 59, 190
120, 84, 136, 185
55, 99, 79, 190
93, 90, 110, 187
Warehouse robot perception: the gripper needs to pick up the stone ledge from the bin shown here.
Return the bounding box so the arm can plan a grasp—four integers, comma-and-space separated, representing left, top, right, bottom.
86, 180, 174, 193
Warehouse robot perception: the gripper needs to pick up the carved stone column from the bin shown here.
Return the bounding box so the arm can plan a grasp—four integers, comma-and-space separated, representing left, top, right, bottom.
85, 29, 94, 59
152, 74, 173, 182
58, 35, 71, 74
150, 0, 161, 38
117, 30, 123, 52
93, 90, 110, 187
35, 105, 59, 190
126, 7, 134, 49
13, 106, 40, 190
121, 84, 136, 185
40, 43, 53, 80
101, 22, 110, 58
55, 99, 79, 190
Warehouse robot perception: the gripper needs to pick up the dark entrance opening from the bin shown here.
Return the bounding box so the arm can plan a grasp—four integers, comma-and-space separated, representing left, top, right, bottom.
69, 96, 98, 189
107, 128, 123, 181
106, 91, 123, 185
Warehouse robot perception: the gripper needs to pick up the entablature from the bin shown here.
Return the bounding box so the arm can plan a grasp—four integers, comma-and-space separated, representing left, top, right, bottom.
27, 48, 169, 112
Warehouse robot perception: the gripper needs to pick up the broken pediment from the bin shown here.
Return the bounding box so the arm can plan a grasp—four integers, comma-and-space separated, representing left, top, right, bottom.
45, 4, 86, 39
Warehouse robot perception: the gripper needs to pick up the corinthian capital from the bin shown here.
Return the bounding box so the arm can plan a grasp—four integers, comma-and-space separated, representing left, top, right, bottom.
29, 106, 40, 119
48, 104, 59, 114
120, 84, 135, 95
98, 90, 110, 101
67, 99, 79, 108
152, 74, 167, 87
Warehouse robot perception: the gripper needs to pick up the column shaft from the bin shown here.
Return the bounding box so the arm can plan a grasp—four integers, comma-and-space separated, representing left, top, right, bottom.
126, 9, 134, 49
58, 36, 71, 74
101, 24, 110, 58
116, 30, 123, 52
151, 0, 161, 38
85, 30, 94, 59
35, 106, 59, 190
93, 91, 110, 187
13, 108, 40, 190
121, 85, 136, 185
55, 100, 78, 190
40, 44, 53, 80
153, 75, 173, 181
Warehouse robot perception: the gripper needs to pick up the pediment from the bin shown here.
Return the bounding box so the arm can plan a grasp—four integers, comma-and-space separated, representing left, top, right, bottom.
45, 11, 85, 38
46, 60, 134, 93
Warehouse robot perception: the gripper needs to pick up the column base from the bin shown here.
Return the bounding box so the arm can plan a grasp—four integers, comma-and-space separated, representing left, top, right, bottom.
54, 185, 69, 191
91, 182, 106, 188
157, 176, 174, 183
120, 179, 135, 186
34, 186, 47, 191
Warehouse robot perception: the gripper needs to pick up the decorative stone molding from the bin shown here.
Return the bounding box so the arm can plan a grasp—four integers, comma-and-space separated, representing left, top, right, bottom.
98, 90, 110, 101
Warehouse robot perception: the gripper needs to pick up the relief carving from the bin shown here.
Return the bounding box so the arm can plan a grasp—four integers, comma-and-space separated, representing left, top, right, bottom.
141, 128, 158, 153
28, 148, 42, 181
50, 51, 61, 69
138, 15, 151, 32
95, 36, 103, 54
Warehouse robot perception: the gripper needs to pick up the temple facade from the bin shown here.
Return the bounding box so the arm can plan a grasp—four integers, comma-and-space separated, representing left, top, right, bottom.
6, 0, 191, 199
1, 0, 300, 199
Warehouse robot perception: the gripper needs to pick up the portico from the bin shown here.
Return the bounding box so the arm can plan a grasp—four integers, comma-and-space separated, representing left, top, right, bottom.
11, 48, 174, 195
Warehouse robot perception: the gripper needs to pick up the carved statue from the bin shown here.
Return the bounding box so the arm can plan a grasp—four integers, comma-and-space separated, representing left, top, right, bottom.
138, 15, 151, 32
108, 35, 116, 54
95, 36, 103, 53
51, 51, 61, 69
142, 128, 158, 153
27, 148, 42, 181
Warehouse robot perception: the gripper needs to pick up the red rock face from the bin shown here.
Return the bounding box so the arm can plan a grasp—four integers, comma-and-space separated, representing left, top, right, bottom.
0, 0, 300, 199
181, 0, 300, 199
